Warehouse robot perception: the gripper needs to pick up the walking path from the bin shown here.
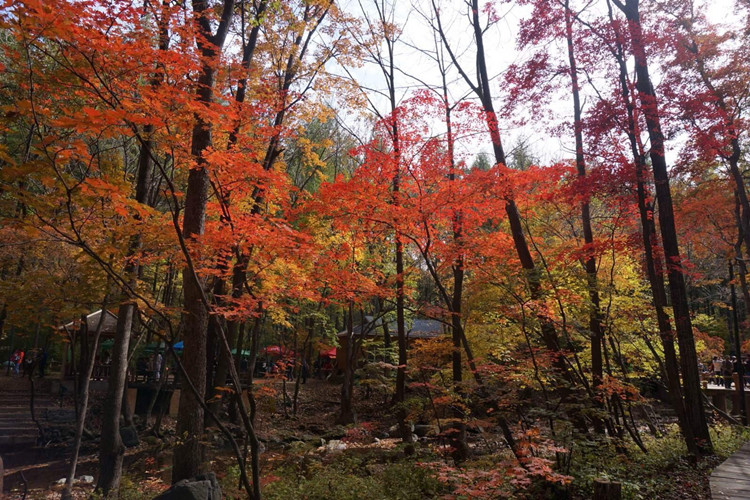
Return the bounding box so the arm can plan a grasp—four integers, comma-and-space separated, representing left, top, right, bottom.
710, 442, 750, 499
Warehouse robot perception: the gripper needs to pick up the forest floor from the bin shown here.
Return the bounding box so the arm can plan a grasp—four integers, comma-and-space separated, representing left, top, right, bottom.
2, 375, 750, 499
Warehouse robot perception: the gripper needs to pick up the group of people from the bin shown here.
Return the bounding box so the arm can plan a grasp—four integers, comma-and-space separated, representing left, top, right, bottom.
706, 355, 750, 388
8, 348, 48, 378
132, 351, 164, 382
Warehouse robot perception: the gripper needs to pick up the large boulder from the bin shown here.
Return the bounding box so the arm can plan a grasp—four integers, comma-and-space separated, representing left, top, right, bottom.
153, 473, 222, 500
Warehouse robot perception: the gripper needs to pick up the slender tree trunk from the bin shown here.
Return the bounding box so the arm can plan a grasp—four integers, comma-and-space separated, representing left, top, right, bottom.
62, 301, 109, 500
606, 0, 693, 451
613, 0, 712, 455
729, 261, 747, 424
97, 300, 135, 494
209, 257, 248, 417
433, 0, 571, 383
563, 1, 606, 435
733, 194, 750, 313
338, 302, 355, 424
440, 67, 468, 460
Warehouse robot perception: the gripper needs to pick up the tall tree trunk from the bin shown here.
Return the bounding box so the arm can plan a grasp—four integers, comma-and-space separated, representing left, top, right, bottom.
612, 0, 712, 455
606, 0, 693, 452
433, 0, 571, 383
564, 0, 606, 435
98, 49, 163, 491
367, 0, 411, 443
174, 0, 235, 482
441, 64, 468, 460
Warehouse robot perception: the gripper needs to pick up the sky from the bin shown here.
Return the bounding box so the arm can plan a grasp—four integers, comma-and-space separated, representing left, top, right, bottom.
330, 0, 742, 169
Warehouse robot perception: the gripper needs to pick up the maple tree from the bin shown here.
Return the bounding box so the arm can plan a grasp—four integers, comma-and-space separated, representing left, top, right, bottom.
2, 0, 749, 497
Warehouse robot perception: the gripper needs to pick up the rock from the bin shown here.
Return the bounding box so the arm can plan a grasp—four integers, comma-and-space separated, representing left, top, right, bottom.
414, 424, 434, 438
55, 478, 67, 485
120, 425, 140, 448
411, 434, 419, 443
388, 423, 415, 438
153, 472, 222, 500
325, 439, 347, 452
78, 475, 94, 484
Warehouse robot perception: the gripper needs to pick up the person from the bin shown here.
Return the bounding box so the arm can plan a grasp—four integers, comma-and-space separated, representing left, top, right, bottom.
713, 356, 723, 386
154, 351, 163, 382
10, 350, 20, 377
16, 350, 25, 377
38, 348, 48, 378
301, 359, 309, 384
724, 357, 734, 389
23, 350, 35, 379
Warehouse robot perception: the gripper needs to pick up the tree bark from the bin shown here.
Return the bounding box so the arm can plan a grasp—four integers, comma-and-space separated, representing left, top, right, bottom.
96, 300, 135, 494
337, 302, 356, 424
433, 0, 571, 381
564, 0, 606, 434
606, 0, 693, 451
173, 0, 235, 482
612, 0, 712, 455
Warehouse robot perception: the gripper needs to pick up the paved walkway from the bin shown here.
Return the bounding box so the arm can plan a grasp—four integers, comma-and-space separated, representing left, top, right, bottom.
711, 442, 750, 499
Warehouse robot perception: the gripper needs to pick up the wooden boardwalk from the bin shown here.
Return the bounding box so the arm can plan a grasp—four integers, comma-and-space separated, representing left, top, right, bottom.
711, 442, 750, 499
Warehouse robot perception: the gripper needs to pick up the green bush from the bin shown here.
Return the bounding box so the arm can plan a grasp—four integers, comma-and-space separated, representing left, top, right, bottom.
262, 454, 444, 499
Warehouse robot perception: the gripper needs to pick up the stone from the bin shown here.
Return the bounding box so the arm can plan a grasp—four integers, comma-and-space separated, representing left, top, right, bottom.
325, 439, 347, 452
78, 475, 94, 484
153, 473, 222, 500
120, 425, 140, 448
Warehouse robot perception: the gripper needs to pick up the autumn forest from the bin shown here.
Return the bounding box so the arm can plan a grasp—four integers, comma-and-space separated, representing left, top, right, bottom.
1, 0, 750, 498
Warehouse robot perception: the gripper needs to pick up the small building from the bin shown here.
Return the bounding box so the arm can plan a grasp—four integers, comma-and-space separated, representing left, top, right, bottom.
58, 309, 118, 380
336, 317, 445, 370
